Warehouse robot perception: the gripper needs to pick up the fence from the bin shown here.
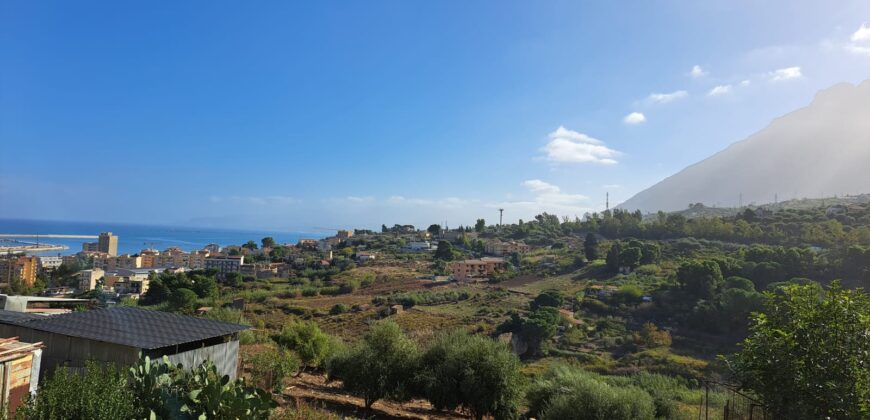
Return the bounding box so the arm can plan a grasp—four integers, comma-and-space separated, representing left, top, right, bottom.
698, 379, 769, 420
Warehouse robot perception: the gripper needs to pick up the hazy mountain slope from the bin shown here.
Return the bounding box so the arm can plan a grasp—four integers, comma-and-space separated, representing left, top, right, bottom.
618, 80, 870, 213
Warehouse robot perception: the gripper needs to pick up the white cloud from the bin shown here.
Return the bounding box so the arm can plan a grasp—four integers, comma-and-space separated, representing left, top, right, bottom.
344, 196, 374, 203
851, 23, 870, 42
623, 112, 646, 125
489, 180, 591, 217
769, 66, 802, 81
541, 126, 621, 165
601, 184, 622, 189
740, 79, 751, 87
846, 44, 870, 55
647, 90, 688, 104
708, 84, 732, 96
690, 65, 707, 78
522, 179, 560, 194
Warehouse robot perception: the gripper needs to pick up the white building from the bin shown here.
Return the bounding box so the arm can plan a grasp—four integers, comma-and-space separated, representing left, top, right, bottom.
37, 256, 63, 272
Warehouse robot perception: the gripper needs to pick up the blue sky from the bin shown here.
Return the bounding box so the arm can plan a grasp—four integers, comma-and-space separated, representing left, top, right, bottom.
2, 0, 870, 231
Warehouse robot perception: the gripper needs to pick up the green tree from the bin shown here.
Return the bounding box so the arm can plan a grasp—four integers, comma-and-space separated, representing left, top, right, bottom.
427, 224, 442, 236
474, 218, 486, 233
191, 275, 217, 299
326, 320, 419, 410
243, 240, 258, 250
277, 320, 334, 370
606, 242, 622, 273
583, 233, 600, 261
728, 282, 870, 419
169, 288, 199, 314
676, 260, 723, 299
618, 247, 642, 270
261, 236, 276, 248
140, 277, 169, 305
435, 240, 454, 261
418, 330, 524, 420
224, 272, 243, 288
530, 290, 564, 311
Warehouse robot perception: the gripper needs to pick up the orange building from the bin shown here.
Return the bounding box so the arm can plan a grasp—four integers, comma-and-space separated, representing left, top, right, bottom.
451, 257, 506, 281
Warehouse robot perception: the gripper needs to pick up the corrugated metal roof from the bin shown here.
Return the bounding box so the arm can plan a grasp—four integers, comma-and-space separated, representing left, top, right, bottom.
0, 307, 248, 350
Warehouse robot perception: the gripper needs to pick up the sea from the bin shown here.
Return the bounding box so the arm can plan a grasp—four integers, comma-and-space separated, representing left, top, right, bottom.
0, 219, 324, 256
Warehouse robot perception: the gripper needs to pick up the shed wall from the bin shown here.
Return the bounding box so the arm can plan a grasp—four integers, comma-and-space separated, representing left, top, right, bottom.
165, 340, 239, 379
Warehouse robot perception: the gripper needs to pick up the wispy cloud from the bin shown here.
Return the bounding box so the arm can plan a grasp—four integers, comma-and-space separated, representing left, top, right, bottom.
209, 195, 299, 206
769, 66, 802, 81
708, 84, 732, 96
541, 126, 621, 165
690, 65, 707, 78
522, 179, 560, 194
647, 90, 688, 104
623, 112, 646, 125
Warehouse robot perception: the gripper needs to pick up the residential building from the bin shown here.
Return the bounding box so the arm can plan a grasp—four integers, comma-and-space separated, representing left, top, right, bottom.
93, 254, 142, 271
356, 252, 376, 263
451, 257, 506, 281
0, 295, 89, 314
204, 256, 244, 273
37, 256, 63, 273
0, 307, 248, 378
98, 232, 119, 256
405, 241, 433, 251
484, 240, 531, 256
297, 239, 318, 249
78, 268, 105, 291
0, 257, 38, 288
203, 243, 222, 254
336, 230, 354, 240
188, 250, 209, 269
81, 242, 99, 252
139, 248, 159, 268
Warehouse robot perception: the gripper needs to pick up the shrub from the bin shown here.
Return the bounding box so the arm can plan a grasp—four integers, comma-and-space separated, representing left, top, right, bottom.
329, 303, 349, 315
276, 321, 334, 370
248, 348, 300, 393
527, 364, 655, 420
19, 361, 137, 420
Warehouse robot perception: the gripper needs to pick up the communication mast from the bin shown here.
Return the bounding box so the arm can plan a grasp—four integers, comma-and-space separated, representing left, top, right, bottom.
498, 209, 504, 226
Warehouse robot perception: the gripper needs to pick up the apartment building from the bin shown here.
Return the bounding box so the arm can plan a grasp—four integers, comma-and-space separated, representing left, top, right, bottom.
484, 240, 531, 256
451, 257, 506, 281
204, 256, 244, 273
0, 256, 38, 288
78, 268, 105, 291
37, 256, 63, 272
93, 254, 142, 271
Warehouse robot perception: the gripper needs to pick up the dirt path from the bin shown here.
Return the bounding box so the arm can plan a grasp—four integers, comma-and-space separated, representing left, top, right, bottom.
282, 372, 466, 419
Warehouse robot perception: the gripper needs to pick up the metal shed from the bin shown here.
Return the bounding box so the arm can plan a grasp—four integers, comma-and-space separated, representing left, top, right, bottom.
0, 307, 248, 379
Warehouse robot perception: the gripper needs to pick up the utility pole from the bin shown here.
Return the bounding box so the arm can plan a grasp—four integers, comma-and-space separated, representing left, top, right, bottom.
498, 209, 504, 226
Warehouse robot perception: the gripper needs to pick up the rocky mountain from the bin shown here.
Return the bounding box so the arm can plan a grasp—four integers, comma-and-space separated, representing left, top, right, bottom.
618, 80, 870, 213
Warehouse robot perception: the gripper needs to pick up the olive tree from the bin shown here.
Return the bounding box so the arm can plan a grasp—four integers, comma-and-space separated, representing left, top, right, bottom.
417, 330, 524, 420
326, 320, 419, 410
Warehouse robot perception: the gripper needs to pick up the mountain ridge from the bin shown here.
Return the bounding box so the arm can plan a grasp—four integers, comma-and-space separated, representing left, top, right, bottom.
617, 79, 870, 213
